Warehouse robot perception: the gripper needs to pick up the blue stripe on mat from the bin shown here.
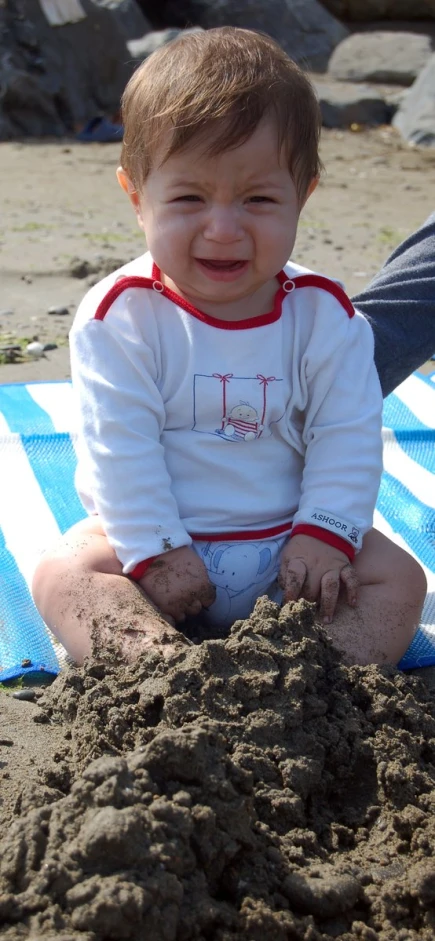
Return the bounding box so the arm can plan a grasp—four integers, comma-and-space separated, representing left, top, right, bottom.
400, 621, 435, 670
377, 471, 435, 572
21, 434, 85, 534
0, 384, 57, 435
0, 528, 59, 680
384, 428, 435, 477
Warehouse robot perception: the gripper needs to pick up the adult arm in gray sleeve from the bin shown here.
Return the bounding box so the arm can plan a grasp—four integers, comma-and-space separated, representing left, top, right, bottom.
352, 212, 435, 397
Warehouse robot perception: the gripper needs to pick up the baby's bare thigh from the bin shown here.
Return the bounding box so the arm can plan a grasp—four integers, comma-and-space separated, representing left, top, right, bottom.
354, 528, 421, 588
42, 514, 122, 576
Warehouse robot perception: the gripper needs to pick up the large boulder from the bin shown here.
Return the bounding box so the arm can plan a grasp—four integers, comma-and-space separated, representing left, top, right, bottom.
315, 80, 392, 127
393, 53, 435, 145
0, 0, 151, 140
328, 31, 433, 85
148, 0, 348, 71
319, 0, 435, 19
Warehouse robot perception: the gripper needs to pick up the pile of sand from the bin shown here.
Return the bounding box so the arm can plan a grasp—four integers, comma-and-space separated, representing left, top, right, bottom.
1, 599, 435, 940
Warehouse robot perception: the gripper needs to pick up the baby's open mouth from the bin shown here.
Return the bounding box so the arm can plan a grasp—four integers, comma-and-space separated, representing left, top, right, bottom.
197, 259, 247, 271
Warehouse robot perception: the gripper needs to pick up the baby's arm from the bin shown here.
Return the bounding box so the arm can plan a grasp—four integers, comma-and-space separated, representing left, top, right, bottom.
280, 299, 383, 619
70, 289, 214, 620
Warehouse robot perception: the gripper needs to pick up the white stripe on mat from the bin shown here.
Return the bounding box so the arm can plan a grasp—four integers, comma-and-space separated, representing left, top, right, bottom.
0, 413, 12, 435
382, 428, 435, 509
0, 435, 61, 588
27, 382, 78, 434
394, 374, 435, 427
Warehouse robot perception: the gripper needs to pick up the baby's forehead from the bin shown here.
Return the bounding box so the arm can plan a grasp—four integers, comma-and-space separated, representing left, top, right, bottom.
152, 124, 289, 184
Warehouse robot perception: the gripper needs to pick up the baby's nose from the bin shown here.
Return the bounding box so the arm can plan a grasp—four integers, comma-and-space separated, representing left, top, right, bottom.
203, 207, 243, 242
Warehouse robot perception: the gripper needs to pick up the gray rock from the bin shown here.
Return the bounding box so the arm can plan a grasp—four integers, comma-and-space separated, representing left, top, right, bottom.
12, 688, 37, 702
159, 0, 348, 71
0, 0, 151, 140
319, 0, 435, 18
47, 305, 69, 316
393, 53, 435, 145
315, 80, 391, 127
128, 27, 203, 63
328, 32, 433, 86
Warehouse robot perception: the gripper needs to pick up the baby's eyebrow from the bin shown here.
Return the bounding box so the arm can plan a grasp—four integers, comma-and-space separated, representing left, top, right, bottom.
244, 180, 285, 190
166, 179, 200, 189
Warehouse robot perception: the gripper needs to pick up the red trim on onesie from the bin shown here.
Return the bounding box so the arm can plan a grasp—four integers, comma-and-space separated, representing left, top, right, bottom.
291, 524, 355, 562
151, 263, 283, 330
276, 271, 355, 319
94, 276, 156, 321
129, 556, 157, 581
94, 266, 355, 324
189, 521, 293, 542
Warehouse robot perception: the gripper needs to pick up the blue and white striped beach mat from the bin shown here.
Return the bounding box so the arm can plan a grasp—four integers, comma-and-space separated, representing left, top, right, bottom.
0, 375, 434, 681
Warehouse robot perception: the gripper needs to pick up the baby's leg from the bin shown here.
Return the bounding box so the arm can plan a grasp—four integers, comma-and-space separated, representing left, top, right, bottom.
325, 528, 426, 665
32, 517, 189, 665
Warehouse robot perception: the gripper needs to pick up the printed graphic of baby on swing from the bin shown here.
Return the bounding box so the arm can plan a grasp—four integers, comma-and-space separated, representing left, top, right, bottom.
222, 401, 262, 441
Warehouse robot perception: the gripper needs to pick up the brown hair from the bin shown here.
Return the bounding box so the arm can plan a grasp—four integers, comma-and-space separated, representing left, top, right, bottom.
121, 27, 322, 201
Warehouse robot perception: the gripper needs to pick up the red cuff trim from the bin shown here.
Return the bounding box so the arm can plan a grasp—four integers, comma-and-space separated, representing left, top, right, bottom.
290, 524, 355, 562
129, 556, 158, 581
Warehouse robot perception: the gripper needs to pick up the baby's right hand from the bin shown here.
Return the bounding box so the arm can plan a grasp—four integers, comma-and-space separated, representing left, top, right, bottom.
139, 546, 216, 623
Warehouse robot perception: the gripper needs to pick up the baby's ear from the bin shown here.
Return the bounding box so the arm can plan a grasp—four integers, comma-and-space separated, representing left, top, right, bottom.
301, 176, 319, 207
117, 167, 141, 208
117, 166, 134, 194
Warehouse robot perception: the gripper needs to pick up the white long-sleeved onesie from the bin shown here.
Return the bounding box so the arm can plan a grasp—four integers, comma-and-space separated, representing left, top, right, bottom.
70, 253, 383, 576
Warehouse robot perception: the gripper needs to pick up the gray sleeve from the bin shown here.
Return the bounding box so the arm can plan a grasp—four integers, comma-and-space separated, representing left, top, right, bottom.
352, 212, 435, 397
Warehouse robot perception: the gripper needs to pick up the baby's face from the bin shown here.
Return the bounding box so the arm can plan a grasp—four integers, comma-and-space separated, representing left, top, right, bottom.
132, 118, 303, 320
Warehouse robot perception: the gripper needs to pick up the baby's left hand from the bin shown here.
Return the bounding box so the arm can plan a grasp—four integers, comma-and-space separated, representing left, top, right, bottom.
278, 534, 359, 623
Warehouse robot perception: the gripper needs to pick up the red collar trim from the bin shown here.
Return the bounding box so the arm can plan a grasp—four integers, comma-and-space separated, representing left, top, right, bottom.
94, 265, 354, 324
148, 262, 284, 330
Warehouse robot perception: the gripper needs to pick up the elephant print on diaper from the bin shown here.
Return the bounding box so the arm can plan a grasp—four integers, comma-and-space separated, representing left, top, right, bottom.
199, 539, 282, 627
191, 372, 284, 440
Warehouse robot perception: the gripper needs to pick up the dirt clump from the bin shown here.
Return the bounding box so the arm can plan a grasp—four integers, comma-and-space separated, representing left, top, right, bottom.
1, 598, 435, 940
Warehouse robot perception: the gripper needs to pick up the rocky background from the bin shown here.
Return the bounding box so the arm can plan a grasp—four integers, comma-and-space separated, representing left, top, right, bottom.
1, 0, 435, 145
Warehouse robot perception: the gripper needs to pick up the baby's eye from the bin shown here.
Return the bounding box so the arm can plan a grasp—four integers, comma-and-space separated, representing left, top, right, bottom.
173, 194, 202, 203
248, 195, 275, 204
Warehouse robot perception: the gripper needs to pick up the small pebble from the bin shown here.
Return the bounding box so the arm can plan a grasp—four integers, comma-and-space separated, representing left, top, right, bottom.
43, 343, 58, 352
13, 688, 37, 702
47, 305, 69, 316
26, 341, 46, 359
21, 658, 32, 668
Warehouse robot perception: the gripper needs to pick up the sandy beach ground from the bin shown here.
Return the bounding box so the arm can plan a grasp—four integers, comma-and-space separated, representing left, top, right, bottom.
1, 129, 435, 941
1, 125, 435, 382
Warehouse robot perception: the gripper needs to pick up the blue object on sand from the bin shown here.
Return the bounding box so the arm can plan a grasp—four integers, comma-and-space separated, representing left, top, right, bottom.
0, 375, 433, 680
76, 116, 123, 143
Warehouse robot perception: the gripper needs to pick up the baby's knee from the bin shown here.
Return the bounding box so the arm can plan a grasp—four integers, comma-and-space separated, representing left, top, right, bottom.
32, 550, 76, 616
391, 548, 427, 605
